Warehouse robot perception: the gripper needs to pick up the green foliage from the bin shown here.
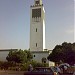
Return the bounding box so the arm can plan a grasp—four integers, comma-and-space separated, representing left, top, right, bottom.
20, 63, 29, 71
0, 61, 11, 70
30, 60, 48, 68
5, 49, 49, 71
24, 50, 33, 62
47, 42, 75, 65
0, 60, 48, 71
6, 49, 33, 63
20, 60, 49, 71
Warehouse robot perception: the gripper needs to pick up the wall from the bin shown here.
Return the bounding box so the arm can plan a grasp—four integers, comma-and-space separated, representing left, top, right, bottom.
32, 51, 49, 63
0, 49, 18, 61
0, 51, 9, 61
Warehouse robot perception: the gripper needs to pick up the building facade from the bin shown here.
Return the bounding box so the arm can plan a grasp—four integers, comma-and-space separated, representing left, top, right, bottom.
32, 51, 49, 63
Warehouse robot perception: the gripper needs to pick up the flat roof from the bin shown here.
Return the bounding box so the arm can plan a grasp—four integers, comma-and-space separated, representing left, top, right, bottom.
0, 49, 18, 51
31, 51, 49, 53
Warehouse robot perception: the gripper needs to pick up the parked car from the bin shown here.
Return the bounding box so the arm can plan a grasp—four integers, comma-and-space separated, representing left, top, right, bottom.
50, 66, 61, 74
66, 66, 75, 75
59, 66, 75, 75
24, 67, 60, 75
73, 72, 75, 75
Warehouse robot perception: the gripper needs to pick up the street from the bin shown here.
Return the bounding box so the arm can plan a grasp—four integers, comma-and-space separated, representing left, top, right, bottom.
0, 71, 24, 75
0, 70, 74, 75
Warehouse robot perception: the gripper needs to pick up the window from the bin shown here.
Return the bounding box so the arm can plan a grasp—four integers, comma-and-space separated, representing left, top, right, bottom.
32, 8, 41, 18
36, 43, 37, 47
34, 55, 35, 57
36, 28, 37, 32
35, 1, 39, 4
35, 1, 39, 5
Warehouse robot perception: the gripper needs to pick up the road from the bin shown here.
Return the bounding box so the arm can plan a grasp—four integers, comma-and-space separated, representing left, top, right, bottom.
0, 73, 24, 75
0, 71, 24, 75
0, 71, 74, 75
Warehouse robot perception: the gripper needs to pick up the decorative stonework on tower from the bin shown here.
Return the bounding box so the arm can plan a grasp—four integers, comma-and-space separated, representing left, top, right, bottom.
30, 0, 45, 51
34, 0, 42, 5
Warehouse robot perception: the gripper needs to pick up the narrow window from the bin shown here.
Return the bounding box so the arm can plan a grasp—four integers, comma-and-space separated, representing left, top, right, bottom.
36, 43, 37, 47
36, 28, 37, 32
35, 1, 39, 5
34, 55, 35, 57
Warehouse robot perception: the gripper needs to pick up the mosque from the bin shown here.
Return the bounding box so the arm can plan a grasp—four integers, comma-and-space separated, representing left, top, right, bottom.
0, 0, 54, 66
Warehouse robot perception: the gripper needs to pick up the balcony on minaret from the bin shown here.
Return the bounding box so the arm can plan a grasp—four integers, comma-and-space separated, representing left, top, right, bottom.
34, 0, 42, 6
30, 0, 43, 7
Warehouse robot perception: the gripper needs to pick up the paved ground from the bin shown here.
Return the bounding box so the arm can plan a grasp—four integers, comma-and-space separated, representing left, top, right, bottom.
0, 73, 24, 75
0, 71, 74, 75
0, 71, 25, 75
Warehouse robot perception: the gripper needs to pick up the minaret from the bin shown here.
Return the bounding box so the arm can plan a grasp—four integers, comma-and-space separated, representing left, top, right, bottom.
34, 0, 42, 5
30, 0, 45, 51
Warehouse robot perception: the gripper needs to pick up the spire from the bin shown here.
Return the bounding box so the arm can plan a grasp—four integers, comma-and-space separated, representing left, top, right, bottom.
34, 0, 42, 5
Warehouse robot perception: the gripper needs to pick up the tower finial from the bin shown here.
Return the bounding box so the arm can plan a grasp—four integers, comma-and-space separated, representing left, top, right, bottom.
34, 0, 42, 5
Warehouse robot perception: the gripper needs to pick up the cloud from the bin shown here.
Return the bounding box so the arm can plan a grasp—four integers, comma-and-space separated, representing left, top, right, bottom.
65, 29, 74, 34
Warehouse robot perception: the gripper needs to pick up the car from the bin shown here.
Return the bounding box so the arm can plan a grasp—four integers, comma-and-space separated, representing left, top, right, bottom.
60, 66, 75, 75
24, 67, 60, 75
73, 72, 75, 75
50, 66, 61, 74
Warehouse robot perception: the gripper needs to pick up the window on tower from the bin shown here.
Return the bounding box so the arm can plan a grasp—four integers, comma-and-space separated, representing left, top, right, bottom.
36, 28, 37, 32
32, 8, 41, 18
36, 43, 37, 47
35, 1, 39, 5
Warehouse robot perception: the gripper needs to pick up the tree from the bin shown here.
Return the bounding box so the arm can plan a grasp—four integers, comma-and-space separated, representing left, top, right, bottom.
24, 50, 33, 62
47, 42, 75, 65
47, 45, 64, 62
6, 49, 33, 63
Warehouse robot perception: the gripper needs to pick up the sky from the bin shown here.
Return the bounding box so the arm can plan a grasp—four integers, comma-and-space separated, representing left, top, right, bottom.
0, 0, 74, 50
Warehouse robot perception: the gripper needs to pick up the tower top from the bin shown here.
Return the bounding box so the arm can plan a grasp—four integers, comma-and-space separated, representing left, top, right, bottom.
34, 0, 42, 5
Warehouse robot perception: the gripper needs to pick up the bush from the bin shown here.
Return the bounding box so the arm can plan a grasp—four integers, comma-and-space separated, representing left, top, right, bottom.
30, 60, 49, 68
0, 60, 49, 71
19, 60, 48, 71
20, 63, 29, 71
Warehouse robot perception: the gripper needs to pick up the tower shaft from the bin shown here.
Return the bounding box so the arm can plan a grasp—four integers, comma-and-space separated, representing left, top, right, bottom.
30, 0, 45, 51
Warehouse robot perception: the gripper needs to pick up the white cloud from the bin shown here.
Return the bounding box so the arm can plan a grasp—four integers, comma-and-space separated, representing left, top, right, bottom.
65, 29, 74, 34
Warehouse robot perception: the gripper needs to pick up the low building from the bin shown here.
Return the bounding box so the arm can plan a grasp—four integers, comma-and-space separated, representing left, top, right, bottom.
31, 51, 49, 63
0, 49, 18, 61
31, 50, 55, 66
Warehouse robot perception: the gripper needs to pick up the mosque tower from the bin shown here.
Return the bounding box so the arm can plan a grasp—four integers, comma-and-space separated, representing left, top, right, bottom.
30, 0, 45, 51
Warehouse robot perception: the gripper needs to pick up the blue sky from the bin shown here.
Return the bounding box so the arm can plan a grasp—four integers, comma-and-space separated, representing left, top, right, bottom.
0, 0, 74, 50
